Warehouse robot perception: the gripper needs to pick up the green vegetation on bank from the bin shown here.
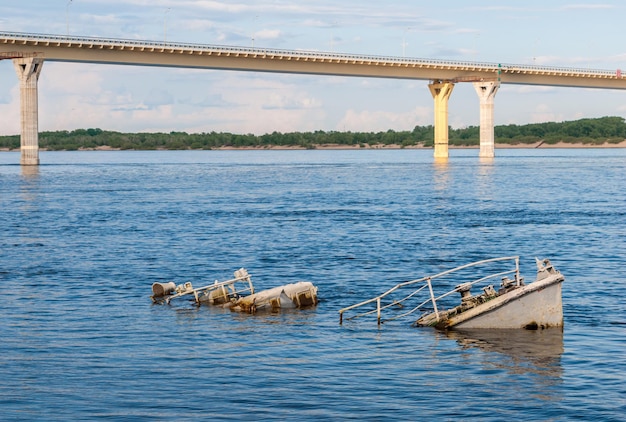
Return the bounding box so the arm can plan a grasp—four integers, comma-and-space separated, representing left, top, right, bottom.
1, 116, 625, 151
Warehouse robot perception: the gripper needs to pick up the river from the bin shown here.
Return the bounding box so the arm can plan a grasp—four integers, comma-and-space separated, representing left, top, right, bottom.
1, 148, 624, 420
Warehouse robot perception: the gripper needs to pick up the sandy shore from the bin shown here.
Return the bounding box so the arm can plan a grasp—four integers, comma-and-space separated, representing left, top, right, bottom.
214, 140, 626, 150
2, 140, 626, 152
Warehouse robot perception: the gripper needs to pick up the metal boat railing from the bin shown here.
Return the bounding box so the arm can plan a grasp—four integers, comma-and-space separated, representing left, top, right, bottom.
152, 269, 254, 305
339, 256, 520, 325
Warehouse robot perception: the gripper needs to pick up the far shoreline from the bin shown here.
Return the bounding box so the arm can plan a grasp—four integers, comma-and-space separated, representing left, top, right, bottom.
2, 140, 626, 152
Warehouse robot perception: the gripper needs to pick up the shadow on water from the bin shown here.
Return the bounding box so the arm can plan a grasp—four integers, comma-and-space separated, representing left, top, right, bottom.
442, 328, 564, 376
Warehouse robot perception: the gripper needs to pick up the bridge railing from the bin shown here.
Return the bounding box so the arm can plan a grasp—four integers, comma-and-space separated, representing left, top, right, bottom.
0, 31, 620, 77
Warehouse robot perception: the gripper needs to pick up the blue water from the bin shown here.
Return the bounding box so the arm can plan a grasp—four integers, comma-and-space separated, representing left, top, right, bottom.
1, 149, 625, 421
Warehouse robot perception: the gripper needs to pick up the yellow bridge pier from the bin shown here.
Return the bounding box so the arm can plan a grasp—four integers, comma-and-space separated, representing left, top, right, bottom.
428, 80, 455, 159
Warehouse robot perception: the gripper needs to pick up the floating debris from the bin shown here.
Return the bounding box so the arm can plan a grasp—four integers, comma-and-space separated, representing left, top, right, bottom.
151, 268, 318, 313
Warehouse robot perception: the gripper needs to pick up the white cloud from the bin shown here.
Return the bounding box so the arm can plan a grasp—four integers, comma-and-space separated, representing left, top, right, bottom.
255, 29, 282, 41
0, 85, 20, 135
510, 85, 557, 94
562, 4, 614, 10
337, 107, 431, 133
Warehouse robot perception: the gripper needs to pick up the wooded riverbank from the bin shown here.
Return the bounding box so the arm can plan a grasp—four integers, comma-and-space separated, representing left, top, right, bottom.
2, 116, 626, 151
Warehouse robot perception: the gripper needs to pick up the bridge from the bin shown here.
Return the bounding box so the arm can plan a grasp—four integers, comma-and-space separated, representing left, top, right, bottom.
2, 31, 626, 165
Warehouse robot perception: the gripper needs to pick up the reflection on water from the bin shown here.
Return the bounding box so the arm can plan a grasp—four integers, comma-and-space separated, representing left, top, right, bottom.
163, 299, 319, 330
443, 328, 564, 376
18, 165, 40, 215
20, 165, 40, 178
432, 158, 451, 192
476, 159, 495, 201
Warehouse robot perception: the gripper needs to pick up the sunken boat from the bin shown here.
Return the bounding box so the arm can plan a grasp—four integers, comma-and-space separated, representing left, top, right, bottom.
151, 268, 318, 312
339, 257, 564, 330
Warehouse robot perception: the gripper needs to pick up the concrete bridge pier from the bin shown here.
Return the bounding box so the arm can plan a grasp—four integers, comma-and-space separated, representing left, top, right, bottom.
13, 57, 44, 166
428, 80, 455, 159
473, 80, 499, 158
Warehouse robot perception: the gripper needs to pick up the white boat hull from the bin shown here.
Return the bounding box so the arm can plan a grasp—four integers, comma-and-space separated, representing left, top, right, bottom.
446, 275, 563, 329
232, 281, 319, 313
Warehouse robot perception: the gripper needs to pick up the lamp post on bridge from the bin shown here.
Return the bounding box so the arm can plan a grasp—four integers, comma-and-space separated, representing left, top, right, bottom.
164, 8, 170, 45
66, 0, 73, 36
402, 27, 412, 57
329, 21, 337, 52
251, 15, 258, 48
474, 32, 480, 61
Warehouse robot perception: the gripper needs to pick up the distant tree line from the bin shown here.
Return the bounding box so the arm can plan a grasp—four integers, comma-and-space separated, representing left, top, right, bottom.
1, 116, 625, 151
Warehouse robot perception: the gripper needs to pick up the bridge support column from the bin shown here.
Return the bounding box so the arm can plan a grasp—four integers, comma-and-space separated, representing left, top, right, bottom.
473, 81, 499, 158
13, 57, 44, 166
428, 80, 454, 159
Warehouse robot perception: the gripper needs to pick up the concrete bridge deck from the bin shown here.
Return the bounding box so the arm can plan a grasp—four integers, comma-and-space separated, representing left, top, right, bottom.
2, 31, 625, 89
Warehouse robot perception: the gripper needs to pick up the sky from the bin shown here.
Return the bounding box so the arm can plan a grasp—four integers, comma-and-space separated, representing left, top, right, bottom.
1, 1, 626, 136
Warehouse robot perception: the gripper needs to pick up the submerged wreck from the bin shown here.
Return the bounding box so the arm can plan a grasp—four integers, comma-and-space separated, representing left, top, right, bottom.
151, 268, 318, 313
339, 257, 564, 330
